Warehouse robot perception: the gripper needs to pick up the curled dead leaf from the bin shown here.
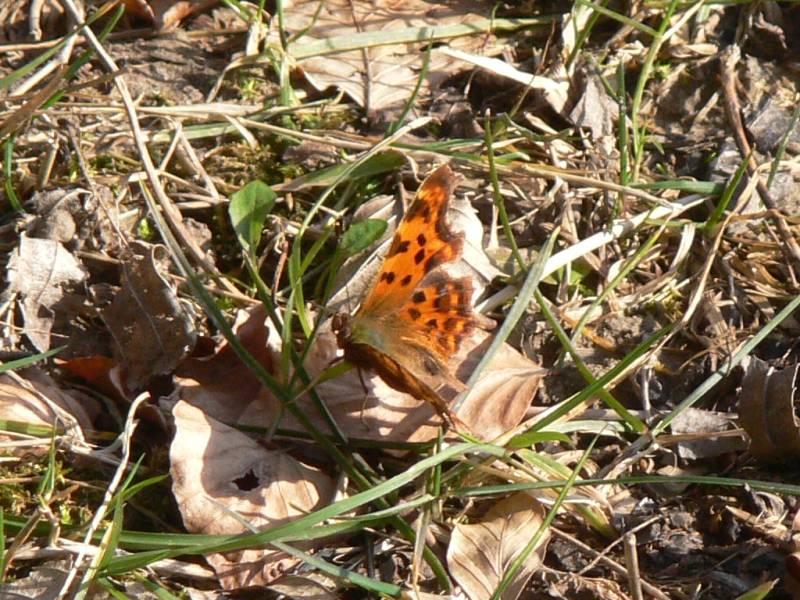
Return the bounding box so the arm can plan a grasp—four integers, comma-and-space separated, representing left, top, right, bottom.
102, 242, 196, 391
447, 493, 550, 600
738, 357, 800, 462
0, 370, 98, 450
123, 0, 217, 29
175, 306, 275, 429
169, 401, 336, 589
7, 234, 88, 352
299, 325, 542, 443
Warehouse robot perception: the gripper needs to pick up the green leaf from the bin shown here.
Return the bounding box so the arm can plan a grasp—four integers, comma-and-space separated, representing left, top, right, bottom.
228, 180, 276, 257
339, 219, 387, 257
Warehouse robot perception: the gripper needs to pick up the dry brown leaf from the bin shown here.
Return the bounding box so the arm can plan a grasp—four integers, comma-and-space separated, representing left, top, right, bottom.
0, 559, 72, 599
0, 370, 97, 447
569, 70, 619, 141
169, 400, 336, 589
175, 306, 275, 429
123, 0, 217, 29
738, 357, 800, 462
447, 493, 550, 600
668, 407, 747, 460
7, 234, 88, 352
102, 242, 196, 391
267, 574, 339, 599
176, 302, 540, 443
301, 325, 543, 443
281, 0, 502, 111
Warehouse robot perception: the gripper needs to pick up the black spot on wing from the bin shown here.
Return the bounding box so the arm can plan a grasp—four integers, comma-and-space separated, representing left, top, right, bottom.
380, 272, 396, 284
412, 291, 426, 303
388, 236, 411, 256
434, 295, 451, 311
414, 248, 425, 264
408, 307, 421, 320
424, 253, 445, 273
400, 274, 412, 286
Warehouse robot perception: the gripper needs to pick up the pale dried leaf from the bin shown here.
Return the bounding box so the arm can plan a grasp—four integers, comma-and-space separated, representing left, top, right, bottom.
7, 234, 88, 352
669, 408, 746, 460
569, 72, 619, 140
294, 324, 542, 443
123, 0, 217, 28
447, 493, 549, 600
169, 401, 336, 589
0, 368, 100, 454
177, 302, 540, 443
281, 0, 503, 111
0, 560, 71, 599
102, 241, 196, 391
267, 574, 339, 599
738, 357, 800, 462
546, 574, 630, 599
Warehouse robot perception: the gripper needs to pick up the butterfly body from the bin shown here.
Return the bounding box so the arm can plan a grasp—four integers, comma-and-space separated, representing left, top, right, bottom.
332, 165, 482, 425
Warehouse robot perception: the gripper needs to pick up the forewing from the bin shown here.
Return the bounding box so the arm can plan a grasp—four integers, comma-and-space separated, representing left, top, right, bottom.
358, 165, 463, 313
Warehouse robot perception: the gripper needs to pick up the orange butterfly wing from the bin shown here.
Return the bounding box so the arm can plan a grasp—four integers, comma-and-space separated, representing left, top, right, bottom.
334, 165, 481, 425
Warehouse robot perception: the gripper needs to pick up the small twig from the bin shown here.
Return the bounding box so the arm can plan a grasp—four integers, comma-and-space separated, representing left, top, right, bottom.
624, 532, 644, 600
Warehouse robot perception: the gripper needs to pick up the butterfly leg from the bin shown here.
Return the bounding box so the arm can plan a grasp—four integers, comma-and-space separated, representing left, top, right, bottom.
356, 366, 373, 429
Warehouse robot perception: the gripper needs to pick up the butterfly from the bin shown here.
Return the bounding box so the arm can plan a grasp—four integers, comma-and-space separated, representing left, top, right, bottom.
331, 164, 487, 428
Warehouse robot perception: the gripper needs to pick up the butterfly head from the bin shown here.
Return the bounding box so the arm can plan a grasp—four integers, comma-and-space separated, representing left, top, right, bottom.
331, 312, 352, 347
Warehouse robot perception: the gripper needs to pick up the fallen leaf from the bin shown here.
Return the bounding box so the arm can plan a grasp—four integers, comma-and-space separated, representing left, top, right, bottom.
123, 0, 217, 29
0, 369, 98, 447
267, 574, 339, 599
6, 234, 88, 352
447, 493, 550, 600
0, 560, 72, 599
280, 0, 506, 112
668, 407, 747, 460
175, 305, 275, 429
738, 357, 800, 462
546, 574, 630, 600
569, 70, 619, 140
101, 241, 196, 391
303, 325, 543, 443
58, 355, 127, 400
169, 400, 336, 589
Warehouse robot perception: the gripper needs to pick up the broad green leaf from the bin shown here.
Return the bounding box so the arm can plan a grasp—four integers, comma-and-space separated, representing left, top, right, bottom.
339, 219, 387, 257
228, 180, 276, 257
